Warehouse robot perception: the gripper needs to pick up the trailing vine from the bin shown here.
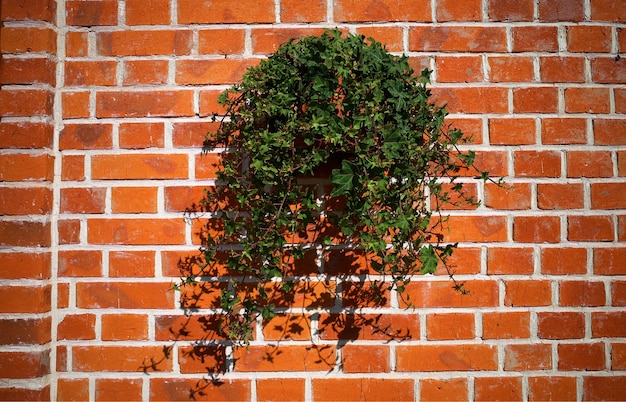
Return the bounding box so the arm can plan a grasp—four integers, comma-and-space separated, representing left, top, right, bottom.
176, 30, 494, 345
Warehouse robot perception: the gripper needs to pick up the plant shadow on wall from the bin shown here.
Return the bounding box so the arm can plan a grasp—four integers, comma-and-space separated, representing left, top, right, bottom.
166, 29, 499, 396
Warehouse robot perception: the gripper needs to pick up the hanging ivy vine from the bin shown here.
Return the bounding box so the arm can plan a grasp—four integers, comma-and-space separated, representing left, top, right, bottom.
176, 30, 495, 345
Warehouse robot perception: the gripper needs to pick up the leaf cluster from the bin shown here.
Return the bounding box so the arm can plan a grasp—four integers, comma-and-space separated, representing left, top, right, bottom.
181, 30, 490, 344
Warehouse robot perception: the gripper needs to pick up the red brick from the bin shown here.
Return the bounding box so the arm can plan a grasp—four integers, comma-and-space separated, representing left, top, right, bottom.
102, 314, 148, 340
233, 345, 335, 372
0, 221, 51, 247
109, 250, 155, 277
488, 118, 535, 145
198, 29, 246, 54
355, 26, 404, 52
178, 345, 227, 374
155, 314, 227, 341
76, 281, 174, 309
541, 247, 587, 274
0, 89, 53, 117
592, 183, 626, 209
435, 56, 483, 82
488, 55, 534, 82
149, 378, 251, 401
487, 0, 533, 21
396, 344, 498, 371
426, 313, 475, 340
487, 247, 534, 275
513, 216, 561, 243
560, 280, 606, 306
1, 0, 56, 22
317, 313, 420, 341
592, 311, 626, 337
512, 26, 559, 52
0, 26, 56, 54
505, 343, 552, 371
402, 280, 499, 308
505, 280, 552, 307
567, 150, 613, 178
541, 118, 587, 144
257, 379, 305, 402
58, 250, 102, 277
57, 313, 96, 340
0, 317, 51, 345
119, 122, 165, 149
0, 187, 51, 215
432, 87, 508, 114
176, 59, 260, 85
592, 57, 626, 83
312, 378, 414, 401
613, 343, 626, 368
342, 344, 390, 372
96, 90, 194, 118
252, 28, 326, 54
435, 182, 479, 211
335, 0, 431, 22
568, 215, 614, 241
199, 90, 228, 116
0, 285, 51, 313
59, 219, 81, 244
0, 350, 49, 379
97, 30, 191, 56
66, 31, 88, 56
567, 25, 612, 52
595, 119, 626, 145
62, 91, 90, 119
111, 186, 158, 213
179, 0, 275, 22
591, 0, 626, 21
61, 154, 85, 181
594, 248, 626, 275
565, 87, 611, 114
539, 0, 585, 21
439, 216, 508, 243
73, 345, 172, 372
410, 26, 506, 52
538, 312, 585, 339
558, 343, 606, 370
538, 183, 585, 210
483, 312, 531, 339
123, 59, 168, 85
528, 376, 577, 401
66, 0, 117, 26
262, 314, 311, 341
0, 387, 49, 401
445, 118, 483, 144
195, 153, 222, 179
475, 377, 523, 401
91, 153, 188, 179
613, 281, 626, 306
584, 376, 626, 401
0, 252, 50, 280
513, 87, 559, 113
452, 150, 509, 177
172, 122, 219, 147
280, 0, 326, 22
540, 56, 586, 83
57, 378, 89, 401
58, 283, 70, 309
420, 378, 468, 401
0, 57, 55, 85
436, 0, 481, 21
65, 60, 116, 86
60, 124, 113, 150
620, 151, 626, 176
96, 378, 143, 402
60, 187, 105, 213
514, 150, 561, 177
87, 218, 185, 245
125, 0, 170, 25
0, 122, 53, 149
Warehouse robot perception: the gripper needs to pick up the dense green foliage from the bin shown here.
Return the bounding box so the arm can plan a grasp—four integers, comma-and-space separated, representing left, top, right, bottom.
179, 30, 490, 344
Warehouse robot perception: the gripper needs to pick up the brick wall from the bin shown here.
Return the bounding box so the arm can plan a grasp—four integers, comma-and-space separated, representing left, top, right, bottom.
0, 0, 625, 400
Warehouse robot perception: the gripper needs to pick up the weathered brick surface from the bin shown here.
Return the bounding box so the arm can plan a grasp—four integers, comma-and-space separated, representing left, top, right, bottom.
1, 0, 624, 400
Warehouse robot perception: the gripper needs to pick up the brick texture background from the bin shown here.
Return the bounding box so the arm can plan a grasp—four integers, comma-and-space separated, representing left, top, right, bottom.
1, 0, 625, 400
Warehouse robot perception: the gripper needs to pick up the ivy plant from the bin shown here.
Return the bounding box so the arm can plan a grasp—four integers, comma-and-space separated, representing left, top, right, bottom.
177, 29, 493, 345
